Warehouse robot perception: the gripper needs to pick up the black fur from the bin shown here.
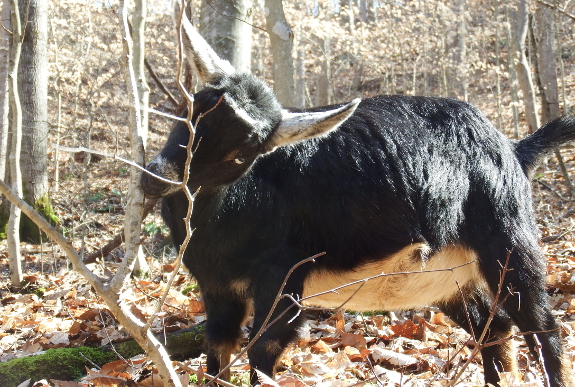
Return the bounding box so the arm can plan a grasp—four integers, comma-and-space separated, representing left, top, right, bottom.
142, 73, 575, 386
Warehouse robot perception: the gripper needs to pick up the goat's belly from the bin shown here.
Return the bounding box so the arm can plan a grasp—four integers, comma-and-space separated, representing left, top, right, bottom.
301, 244, 482, 311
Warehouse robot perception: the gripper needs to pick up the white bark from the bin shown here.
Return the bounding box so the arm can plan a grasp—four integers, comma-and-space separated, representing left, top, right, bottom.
7, 0, 22, 286
0, 0, 10, 183
264, 0, 295, 107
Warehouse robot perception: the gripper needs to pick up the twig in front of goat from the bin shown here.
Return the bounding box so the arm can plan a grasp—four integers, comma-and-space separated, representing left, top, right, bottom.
447, 252, 514, 386
56, 145, 182, 187
206, 257, 476, 386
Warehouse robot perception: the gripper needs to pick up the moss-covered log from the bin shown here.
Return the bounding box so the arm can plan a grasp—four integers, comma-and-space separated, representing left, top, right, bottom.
0, 324, 205, 387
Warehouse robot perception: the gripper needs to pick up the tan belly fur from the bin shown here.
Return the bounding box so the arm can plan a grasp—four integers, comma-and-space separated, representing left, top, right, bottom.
301, 244, 481, 311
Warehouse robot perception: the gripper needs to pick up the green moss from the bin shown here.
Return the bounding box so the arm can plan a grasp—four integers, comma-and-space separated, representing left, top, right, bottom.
0, 200, 9, 239
113, 340, 146, 359
19, 192, 60, 243
0, 347, 117, 387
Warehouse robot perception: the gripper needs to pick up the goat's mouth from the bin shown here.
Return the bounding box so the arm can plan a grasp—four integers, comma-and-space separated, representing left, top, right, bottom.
140, 172, 178, 199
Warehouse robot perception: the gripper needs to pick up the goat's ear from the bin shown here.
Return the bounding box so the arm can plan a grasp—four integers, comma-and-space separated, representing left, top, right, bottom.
267, 99, 361, 150
174, 1, 235, 84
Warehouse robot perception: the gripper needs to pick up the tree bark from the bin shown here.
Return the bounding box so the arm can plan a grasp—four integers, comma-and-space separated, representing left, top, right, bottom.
114, 0, 150, 281
534, 1, 560, 122
18, 0, 54, 243
0, 1, 10, 237
199, 0, 252, 73
0, 1, 9, 184
264, 0, 295, 107
7, 0, 23, 286
512, 0, 540, 133
315, 37, 332, 106
533, 0, 574, 196
448, 0, 467, 100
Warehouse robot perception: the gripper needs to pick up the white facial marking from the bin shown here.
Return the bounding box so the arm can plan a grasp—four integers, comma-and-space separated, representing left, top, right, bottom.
225, 95, 268, 131
302, 244, 482, 311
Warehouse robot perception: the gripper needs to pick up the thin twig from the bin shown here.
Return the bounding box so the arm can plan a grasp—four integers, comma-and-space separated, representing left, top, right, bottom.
56, 145, 181, 186
533, 334, 550, 387
448, 252, 513, 386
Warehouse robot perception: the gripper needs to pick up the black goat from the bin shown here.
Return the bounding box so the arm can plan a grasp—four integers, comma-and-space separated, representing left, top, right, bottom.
140, 8, 575, 387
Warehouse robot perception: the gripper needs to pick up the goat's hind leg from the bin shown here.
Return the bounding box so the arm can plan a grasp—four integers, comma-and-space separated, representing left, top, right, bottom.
479, 247, 574, 387
438, 290, 517, 386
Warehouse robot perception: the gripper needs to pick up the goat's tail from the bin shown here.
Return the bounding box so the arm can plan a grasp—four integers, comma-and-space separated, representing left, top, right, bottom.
515, 116, 575, 176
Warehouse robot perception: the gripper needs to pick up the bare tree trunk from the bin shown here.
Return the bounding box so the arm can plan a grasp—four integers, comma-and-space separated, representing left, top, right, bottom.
199, 0, 252, 73
513, 0, 540, 133
116, 0, 150, 279
359, 0, 367, 23
264, 0, 295, 107
315, 37, 332, 106
347, 0, 355, 35
533, 1, 574, 196
534, 2, 560, 122
295, 49, 306, 108
7, 0, 23, 286
0, 1, 9, 184
494, 1, 503, 131
450, 0, 468, 100
0, 0, 10, 239
505, 5, 520, 139
18, 0, 54, 243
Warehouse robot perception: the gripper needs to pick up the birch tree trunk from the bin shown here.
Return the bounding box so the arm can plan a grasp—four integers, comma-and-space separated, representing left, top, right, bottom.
199, 0, 252, 73
264, 0, 295, 107
17, 0, 54, 243
7, 0, 23, 286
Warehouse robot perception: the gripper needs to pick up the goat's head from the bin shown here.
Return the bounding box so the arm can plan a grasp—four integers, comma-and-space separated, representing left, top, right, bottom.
140, 3, 359, 198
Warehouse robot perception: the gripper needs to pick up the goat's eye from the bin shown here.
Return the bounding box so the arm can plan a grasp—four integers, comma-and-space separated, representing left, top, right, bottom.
232, 157, 245, 165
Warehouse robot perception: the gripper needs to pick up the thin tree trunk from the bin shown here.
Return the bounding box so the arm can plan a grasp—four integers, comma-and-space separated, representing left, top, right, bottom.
0, 1, 9, 184
450, 0, 468, 100
315, 37, 332, 106
18, 0, 52, 243
534, 1, 574, 196
295, 49, 306, 108
535, 2, 560, 122
505, 5, 520, 139
494, 2, 503, 131
264, 0, 296, 107
513, 0, 540, 133
115, 0, 150, 281
7, 0, 23, 286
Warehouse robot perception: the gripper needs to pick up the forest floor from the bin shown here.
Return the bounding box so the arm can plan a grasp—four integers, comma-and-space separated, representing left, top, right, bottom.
0, 131, 574, 387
